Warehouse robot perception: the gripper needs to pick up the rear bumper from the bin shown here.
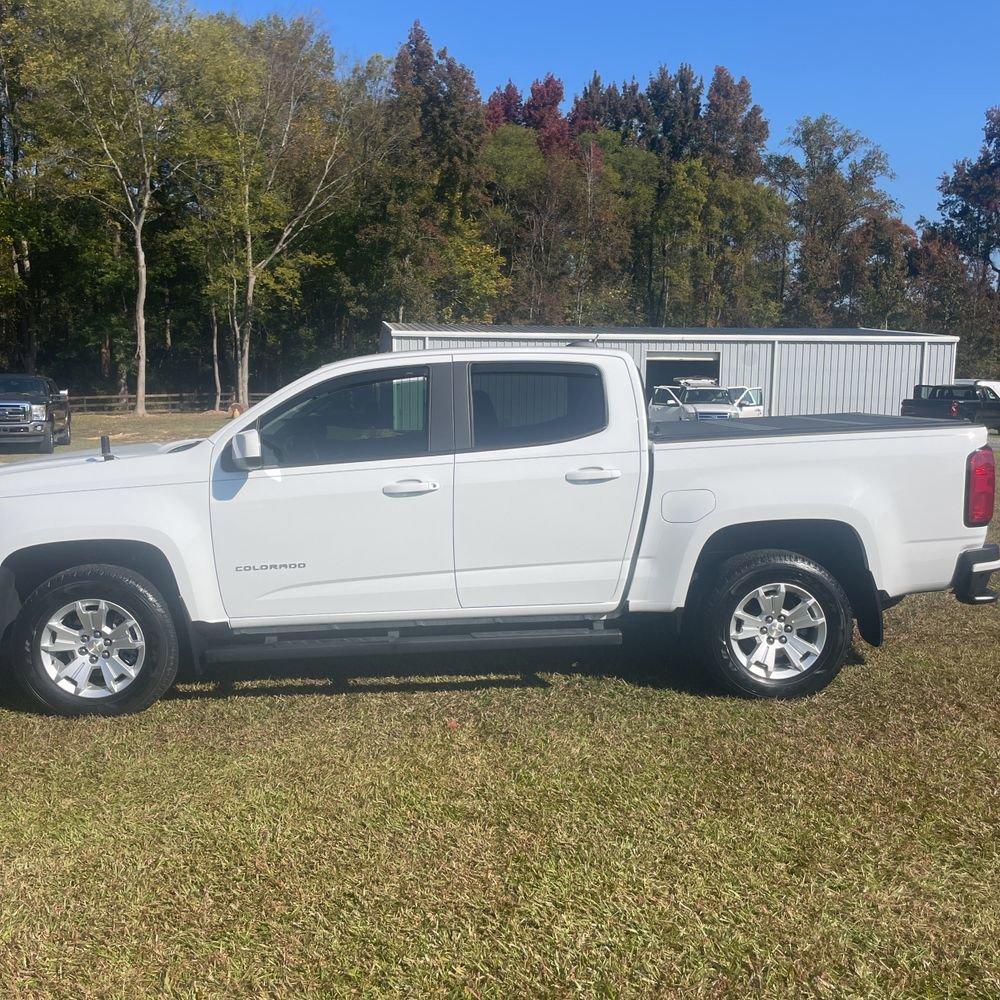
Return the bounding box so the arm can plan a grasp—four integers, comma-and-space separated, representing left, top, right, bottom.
953, 544, 1000, 605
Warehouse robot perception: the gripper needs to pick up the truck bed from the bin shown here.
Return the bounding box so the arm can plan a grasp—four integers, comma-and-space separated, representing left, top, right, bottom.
652, 413, 963, 443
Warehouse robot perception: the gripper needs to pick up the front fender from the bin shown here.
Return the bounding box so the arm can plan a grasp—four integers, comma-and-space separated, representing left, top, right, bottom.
0, 486, 227, 624
0, 565, 19, 641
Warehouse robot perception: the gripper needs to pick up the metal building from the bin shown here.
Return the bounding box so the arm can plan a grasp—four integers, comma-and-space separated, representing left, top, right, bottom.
381, 323, 958, 417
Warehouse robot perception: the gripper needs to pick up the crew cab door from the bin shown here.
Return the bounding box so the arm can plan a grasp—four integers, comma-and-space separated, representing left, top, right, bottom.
210, 362, 458, 624
452, 354, 647, 611
731, 387, 765, 417
977, 386, 1000, 427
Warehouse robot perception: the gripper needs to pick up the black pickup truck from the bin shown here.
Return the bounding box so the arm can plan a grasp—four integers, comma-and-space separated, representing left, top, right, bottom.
0, 374, 72, 453
900, 383, 1000, 431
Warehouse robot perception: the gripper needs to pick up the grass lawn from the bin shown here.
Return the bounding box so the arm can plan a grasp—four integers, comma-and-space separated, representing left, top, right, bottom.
0, 418, 998, 997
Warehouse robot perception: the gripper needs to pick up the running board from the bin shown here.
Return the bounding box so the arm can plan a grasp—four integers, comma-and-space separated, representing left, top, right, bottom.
202, 626, 622, 664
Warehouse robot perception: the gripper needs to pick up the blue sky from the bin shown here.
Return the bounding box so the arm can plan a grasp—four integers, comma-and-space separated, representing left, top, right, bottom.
196, 0, 999, 226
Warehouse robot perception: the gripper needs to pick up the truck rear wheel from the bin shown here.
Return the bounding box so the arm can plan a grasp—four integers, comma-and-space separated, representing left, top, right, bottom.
10, 564, 179, 716
698, 549, 852, 699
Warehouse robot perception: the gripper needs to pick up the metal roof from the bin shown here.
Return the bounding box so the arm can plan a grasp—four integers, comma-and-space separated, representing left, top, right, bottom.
384, 322, 956, 342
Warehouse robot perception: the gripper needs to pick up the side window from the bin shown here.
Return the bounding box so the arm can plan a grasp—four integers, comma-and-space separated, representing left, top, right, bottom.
258, 367, 429, 467
470, 362, 606, 450
983, 387, 1000, 401
744, 388, 763, 406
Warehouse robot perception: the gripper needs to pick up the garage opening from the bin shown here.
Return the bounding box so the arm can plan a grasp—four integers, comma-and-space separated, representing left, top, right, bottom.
644, 353, 720, 400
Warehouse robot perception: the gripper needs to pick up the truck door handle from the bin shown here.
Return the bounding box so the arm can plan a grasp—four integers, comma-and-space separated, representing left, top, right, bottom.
565, 467, 622, 484
382, 479, 439, 497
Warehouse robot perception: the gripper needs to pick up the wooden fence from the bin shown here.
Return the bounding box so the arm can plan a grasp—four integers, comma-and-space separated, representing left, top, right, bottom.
68, 391, 269, 414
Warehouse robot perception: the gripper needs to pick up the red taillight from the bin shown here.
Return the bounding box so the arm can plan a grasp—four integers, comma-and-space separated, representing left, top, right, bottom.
950, 400, 961, 418
965, 447, 996, 527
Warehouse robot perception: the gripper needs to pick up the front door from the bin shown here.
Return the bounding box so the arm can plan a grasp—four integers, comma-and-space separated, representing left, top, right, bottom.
210, 363, 458, 624
453, 355, 645, 611
732, 387, 765, 417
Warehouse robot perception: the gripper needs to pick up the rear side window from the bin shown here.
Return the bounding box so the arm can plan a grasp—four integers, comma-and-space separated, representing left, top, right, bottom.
259, 367, 429, 467
470, 362, 606, 450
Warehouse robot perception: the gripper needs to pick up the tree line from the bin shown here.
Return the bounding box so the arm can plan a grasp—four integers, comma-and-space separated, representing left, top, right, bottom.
1, 3, 998, 411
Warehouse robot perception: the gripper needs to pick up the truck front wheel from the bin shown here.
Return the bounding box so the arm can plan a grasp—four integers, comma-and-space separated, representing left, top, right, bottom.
699, 549, 853, 699
10, 564, 179, 716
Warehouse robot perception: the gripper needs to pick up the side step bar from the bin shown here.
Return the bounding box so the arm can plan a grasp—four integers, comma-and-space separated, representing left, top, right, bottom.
202, 626, 622, 664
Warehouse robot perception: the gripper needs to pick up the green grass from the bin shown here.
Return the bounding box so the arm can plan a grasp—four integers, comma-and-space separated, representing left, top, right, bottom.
0, 418, 998, 997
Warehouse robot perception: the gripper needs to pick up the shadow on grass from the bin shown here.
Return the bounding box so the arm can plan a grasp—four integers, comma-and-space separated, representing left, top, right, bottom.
0, 618, 870, 711
164, 621, 722, 704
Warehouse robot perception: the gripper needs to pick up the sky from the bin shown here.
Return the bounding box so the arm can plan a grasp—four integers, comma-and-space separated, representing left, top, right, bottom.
195, 0, 1000, 226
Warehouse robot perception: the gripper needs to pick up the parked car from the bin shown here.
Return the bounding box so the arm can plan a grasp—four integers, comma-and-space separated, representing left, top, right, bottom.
0, 374, 72, 453
647, 384, 695, 432
901, 383, 1000, 431
0, 347, 996, 715
679, 383, 766, 420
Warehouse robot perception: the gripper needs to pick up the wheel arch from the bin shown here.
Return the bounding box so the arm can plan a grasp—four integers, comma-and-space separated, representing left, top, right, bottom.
685, 519, 883, 646
1, 540, 198, 669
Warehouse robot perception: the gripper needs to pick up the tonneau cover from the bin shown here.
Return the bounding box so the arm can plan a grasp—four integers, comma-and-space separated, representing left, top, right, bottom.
652, 412, 965, 443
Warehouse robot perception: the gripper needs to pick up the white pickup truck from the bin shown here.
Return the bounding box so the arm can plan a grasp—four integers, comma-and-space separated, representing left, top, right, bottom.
0, 347, 996, 715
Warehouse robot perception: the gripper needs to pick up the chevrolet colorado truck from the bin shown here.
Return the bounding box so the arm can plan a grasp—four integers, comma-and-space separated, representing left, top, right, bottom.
0, 374, 72, 453
0, 348, 996, 715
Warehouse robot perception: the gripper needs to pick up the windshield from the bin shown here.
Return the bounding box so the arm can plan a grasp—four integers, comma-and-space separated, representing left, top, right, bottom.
682, 388, 733, 404
0, 375, 46, 395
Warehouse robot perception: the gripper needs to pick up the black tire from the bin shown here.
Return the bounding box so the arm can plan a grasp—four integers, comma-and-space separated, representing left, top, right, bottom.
698, 549, 852, 699
10, 564, 179, 716
56, 417, 71, 446
36, 426, 54, 454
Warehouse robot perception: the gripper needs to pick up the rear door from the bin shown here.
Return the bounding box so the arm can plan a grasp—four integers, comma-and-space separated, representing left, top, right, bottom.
452, 353, 647, 611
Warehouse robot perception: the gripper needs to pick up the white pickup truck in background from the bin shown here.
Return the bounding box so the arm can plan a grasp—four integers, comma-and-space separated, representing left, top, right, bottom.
0, 347, 996, 715
648, 382, 764, 431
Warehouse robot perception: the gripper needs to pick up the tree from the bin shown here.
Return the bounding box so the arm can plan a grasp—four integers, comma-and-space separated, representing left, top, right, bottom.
703, 66, 768, 178
928, 107, 1000, 284
199, 14, 392, 405
0, 0, 37, 370
914, 108, 1000, 368
486, 80, 523, 128
522, 74, 570, 155
769, 115, 896, 324
26, 0, 202, 413
482, 123, 575, 321
647, 64, 703, 161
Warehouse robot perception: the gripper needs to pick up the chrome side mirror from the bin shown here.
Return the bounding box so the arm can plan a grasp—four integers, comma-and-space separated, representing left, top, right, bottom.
231, 428, 262, 470
59, 389, 69, 398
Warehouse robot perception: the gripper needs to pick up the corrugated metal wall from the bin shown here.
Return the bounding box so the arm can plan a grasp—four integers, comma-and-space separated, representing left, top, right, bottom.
388, 332, 957, 417
923, 342, 955, 384
772, 341, 923, 415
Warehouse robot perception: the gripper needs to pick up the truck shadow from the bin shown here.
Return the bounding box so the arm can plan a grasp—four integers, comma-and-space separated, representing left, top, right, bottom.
0, 629, 869, 711
162, 617, 716, 702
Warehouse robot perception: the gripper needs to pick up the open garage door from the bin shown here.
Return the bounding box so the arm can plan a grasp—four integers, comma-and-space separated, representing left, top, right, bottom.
644, 353, 720, 400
